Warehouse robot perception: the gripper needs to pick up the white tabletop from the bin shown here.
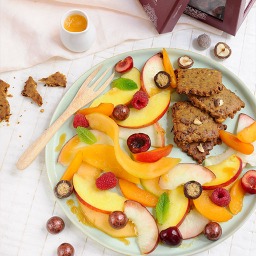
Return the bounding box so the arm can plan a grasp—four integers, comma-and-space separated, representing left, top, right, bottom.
0, 8, 256, 256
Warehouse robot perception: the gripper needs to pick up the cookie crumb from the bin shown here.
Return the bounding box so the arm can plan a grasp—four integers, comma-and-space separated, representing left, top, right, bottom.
39, 72, 67, 87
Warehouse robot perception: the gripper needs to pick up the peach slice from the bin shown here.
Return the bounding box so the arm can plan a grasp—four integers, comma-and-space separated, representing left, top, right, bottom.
80, 144, 140, 184
77, 201, 136, 238
229, 178, 246, 215
124, 200, 159, 254
140, 52, 165, 97
119, 179, 158, 207
141, 177, 167, 197
159, 163, 215, 190
219, 130, 254, 155
76, 162, 102, 180
203, 155, 242, 190
132, 144, 173, 163
85, 113, 180, 179
115, 89, 171, 128
193, 190, 233, 222
73, 173, 126, 213
57, 130, 113, 166
90, 67, 141, 107
162, 48, 177, 88
158, 186, 190, 232
77, 103, 114, 116
237, 121, 256, 143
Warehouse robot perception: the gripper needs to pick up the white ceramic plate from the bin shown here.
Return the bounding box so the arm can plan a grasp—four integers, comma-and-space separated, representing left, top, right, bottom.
45, 48, 256, 256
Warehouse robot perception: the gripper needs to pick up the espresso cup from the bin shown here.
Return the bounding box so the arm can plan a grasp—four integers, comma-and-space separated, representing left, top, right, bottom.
60, 9, 96, 52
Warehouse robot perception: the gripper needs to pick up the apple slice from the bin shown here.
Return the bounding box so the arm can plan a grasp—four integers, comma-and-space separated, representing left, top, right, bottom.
73, 173, 126, 213
77, 201, 136, 238
158, 186, 190, 232
203, 155, 242, 190
141, 52, 165, 97
57, 130, 113, 166
159, 163, 216, 190
124, 200, 159, 254
90, 67, 141, 107
178, 208, 209, 240
115, 89, 171, 128
119, 121, 166, 147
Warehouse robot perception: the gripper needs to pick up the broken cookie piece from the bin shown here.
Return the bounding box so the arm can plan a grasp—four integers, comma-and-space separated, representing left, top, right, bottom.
188, 85, 245, 123
0, 79, 11, 122
39, 72, 67, 87
21, 76, 43, 106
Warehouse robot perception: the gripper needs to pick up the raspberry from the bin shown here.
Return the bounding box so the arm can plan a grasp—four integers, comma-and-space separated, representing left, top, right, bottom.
73, 113, 89, 128
131, 91, 149, 110
210, 187, 231, 207
96, 172, 118, 190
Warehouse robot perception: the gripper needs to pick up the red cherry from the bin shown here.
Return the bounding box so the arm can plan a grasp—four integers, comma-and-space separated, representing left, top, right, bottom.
115, 56, 133, 73
241, 170, 256, 194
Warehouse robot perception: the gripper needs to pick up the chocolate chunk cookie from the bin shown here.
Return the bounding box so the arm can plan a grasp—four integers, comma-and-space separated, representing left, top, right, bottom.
175, 68, 223, 96
0, 80, 11, 122
188, 85, 245, 123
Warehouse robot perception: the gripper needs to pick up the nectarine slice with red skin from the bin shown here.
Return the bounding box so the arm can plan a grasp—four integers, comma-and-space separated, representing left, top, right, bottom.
237, 121, 256, 143
179, 208, 209, 240
219, 130, 254, 155
119, 179, 158, 207
132, 144, 173, 163
193, 190, 233, 222
77, 103, 114, 116
203, 155, 242, 190
124, 200, 159, 254
77, 200, 136, 238
229, 178, 245, 215
73, 173, 126, 213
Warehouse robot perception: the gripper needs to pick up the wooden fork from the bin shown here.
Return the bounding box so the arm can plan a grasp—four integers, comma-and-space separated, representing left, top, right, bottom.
16, 66, 115, 170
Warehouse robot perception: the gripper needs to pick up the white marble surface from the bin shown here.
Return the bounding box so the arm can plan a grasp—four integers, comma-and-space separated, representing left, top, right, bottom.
0, 7, 256, 256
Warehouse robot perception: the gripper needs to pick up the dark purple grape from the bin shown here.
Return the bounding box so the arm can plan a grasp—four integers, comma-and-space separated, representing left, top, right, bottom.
160, 226, 183, 246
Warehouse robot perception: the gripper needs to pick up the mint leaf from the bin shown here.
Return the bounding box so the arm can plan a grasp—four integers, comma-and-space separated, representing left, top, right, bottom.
155, 192, 169, 225
76, 127, 97, 145
111, 78, 138, 90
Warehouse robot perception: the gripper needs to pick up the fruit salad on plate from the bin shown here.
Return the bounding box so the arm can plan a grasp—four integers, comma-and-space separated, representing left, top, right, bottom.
51, 49, 256, 255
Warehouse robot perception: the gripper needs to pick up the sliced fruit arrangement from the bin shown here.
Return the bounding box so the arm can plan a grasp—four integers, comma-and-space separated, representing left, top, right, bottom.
53, 50, 256, 254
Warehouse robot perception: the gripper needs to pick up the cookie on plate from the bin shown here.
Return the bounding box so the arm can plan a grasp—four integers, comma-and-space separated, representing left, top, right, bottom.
0, 80, 11, 122
39, 72, 67, 87
188, 85, 245, 123
174, 138, 221, 164
175, 68, 223, 96
21, 76, 43, 106
172, 101, 225, 145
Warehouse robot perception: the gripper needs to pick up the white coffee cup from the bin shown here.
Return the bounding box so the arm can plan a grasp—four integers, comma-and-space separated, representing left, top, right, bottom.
60, 9, 96, 52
